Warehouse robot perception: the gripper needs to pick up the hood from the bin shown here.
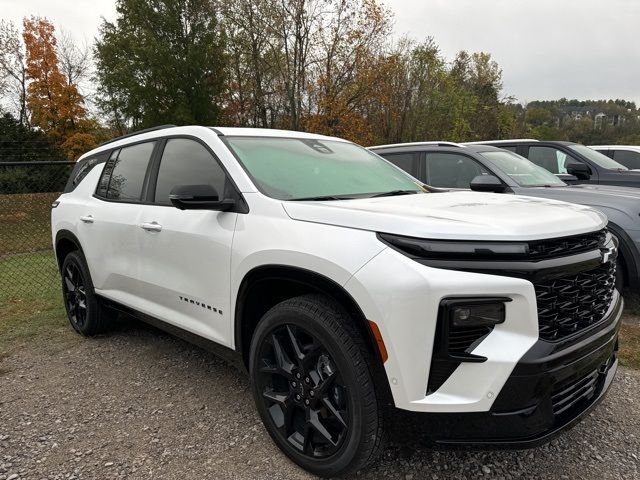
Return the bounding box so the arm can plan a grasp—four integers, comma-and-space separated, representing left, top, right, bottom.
282, 191, 606, 241
522, 183, 640, 208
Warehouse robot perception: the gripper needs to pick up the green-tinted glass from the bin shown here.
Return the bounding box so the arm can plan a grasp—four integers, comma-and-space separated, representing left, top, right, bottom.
225, 136, 424, 200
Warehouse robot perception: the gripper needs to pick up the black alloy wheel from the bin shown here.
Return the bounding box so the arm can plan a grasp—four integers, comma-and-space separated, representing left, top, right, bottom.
60, 251, 113, 336
256, 323, 349, 458
249, 295, 384, 477
63, 261, 88, 330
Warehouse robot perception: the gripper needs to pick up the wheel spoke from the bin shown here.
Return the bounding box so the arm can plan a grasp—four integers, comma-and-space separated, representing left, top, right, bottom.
314, 371, 336, 397
64, 274, 75, 292
286, 325, 305, 363
321, 396, 347, 427
271, 334, 295, 377
308, 408, 337, 447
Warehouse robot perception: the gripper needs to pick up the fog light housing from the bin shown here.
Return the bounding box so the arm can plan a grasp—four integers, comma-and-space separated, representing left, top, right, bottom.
450, 302, 506, 328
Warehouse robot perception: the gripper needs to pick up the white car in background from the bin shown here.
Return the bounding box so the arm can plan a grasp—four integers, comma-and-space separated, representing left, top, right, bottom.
590, 145, 640, 170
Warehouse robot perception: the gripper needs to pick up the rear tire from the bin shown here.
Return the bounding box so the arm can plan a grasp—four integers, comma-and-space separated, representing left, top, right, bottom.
249, 294, 384, 477
61, 251, 113, 336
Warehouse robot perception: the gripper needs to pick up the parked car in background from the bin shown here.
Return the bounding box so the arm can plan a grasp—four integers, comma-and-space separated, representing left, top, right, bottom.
590, 145, 640, 170
468, 139, 640, 188
370, 142, 640, 293
52, 126, 621, 477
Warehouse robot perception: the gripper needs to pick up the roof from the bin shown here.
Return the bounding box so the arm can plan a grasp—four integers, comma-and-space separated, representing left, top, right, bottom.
464, 139, 539, 145
369, 141, 464, 150
80, 125, 350, 161
590, 145, 640, 150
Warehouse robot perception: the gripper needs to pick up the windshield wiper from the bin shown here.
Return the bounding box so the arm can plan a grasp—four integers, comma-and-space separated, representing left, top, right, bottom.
369, 190, 420, 198
290, 195, 353, 201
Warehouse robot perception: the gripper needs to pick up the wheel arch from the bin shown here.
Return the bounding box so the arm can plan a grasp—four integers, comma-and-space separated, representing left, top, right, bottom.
54, 230, 83, 270
234, 265, 389, 382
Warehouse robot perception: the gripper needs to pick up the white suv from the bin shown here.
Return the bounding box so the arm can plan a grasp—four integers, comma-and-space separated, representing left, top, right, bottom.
52, 125, 622, 477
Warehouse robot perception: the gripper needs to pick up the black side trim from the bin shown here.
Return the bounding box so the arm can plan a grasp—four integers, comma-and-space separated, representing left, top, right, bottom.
97, 295, 244, 371
98, 125, 176, 147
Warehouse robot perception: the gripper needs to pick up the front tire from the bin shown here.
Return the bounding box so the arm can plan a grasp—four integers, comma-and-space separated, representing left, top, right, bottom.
249, 295, 384, 477
61, 251, 113, 336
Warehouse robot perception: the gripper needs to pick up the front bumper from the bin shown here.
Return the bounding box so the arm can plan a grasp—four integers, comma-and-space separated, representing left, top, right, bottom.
393, 292, 622, 447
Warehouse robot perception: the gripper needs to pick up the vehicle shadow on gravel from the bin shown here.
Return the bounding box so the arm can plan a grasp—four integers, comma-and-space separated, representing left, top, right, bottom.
1, 319, 637, 480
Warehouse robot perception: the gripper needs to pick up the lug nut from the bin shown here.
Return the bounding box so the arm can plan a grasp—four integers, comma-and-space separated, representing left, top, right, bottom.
291, 381, 297, 388
304, 399, 310, 406
309, 390, 315, 397
295, 394, 301, 401
305, 377, 310, 384
295, 372, 301, 379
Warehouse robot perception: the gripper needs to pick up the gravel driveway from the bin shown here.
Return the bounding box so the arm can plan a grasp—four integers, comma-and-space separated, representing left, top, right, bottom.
1, 322, 638, 480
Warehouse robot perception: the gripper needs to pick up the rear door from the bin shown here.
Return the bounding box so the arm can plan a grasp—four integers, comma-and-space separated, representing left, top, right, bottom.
134, 137, 238, 346
79, 141, 158, 304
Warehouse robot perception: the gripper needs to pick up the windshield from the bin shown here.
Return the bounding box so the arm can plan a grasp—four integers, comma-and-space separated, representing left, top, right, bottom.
480, 150, 566, 187
224, 136, 424, 200
568, 145, 628, 170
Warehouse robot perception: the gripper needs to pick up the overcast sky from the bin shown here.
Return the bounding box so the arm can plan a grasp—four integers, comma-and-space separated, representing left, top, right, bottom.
4, 0, 640, 104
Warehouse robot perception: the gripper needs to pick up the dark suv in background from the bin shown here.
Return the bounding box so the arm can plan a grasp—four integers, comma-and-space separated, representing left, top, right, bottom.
471, 140, 640, 188
369, 142, 640, 293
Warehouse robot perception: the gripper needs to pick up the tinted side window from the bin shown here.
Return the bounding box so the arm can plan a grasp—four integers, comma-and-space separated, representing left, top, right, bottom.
64, 151, 109, 193
425, 153, 489, 188
382, 153, 417, 176
104, 142, 155, 201
528, 146, 580, 174
613, 150, 640, 170
154, 138, 228, 205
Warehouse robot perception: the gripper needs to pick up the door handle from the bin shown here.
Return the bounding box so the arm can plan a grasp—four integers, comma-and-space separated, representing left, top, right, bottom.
80, 215, 94, 223
140, 221, 162, 232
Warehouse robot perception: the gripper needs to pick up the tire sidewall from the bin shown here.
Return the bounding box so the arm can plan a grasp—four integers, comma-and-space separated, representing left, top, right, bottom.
249, 301, 373, 477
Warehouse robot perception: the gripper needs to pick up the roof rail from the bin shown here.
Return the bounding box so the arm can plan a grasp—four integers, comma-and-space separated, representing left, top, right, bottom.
368, 141, 464, 149
464, 139, 540, 145
98, 124, 177, 147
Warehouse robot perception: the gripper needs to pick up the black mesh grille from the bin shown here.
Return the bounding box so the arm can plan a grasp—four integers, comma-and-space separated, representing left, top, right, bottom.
535, 261, 616, 341
528, 229, 607, 260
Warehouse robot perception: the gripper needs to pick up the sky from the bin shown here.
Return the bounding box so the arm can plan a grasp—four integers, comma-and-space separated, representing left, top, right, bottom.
4, 0, 640, 105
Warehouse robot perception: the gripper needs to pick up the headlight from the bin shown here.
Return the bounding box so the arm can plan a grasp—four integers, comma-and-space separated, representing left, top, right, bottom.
378, 233, 529, 260
450, 301, 506, 328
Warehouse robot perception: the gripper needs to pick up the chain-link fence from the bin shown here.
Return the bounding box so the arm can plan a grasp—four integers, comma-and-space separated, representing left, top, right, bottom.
0, 161, 75, 295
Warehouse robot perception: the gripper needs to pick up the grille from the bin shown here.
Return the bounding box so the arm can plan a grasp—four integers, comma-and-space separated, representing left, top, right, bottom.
551, 369, 599, 416
535, 261, 616, 341
528, 229, 607, 260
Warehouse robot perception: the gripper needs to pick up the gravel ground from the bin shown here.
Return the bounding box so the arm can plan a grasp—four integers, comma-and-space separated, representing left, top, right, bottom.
0, 322, 638, 480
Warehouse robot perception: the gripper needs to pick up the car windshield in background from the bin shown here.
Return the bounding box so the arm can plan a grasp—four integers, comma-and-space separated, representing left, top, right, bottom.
224, 137, 425, 200
568, 145, 628, 170
480, 150, 566, 187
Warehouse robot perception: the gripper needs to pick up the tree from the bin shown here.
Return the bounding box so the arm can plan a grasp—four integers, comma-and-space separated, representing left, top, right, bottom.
94, 0, 227, 130
22, 16, 95, 159
0, 20, 28, 126
57, 28, 91, 88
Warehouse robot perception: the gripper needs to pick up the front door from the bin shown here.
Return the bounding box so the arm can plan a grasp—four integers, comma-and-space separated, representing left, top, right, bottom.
135, 138, 237, 347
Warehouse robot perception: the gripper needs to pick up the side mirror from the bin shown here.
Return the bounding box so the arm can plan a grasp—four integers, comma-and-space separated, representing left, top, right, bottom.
566, 162, 591, 180
470, 175, 507, 193
169, 184, 236, 211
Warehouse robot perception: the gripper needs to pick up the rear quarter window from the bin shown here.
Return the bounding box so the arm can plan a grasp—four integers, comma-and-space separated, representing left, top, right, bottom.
63, 151, 110, 193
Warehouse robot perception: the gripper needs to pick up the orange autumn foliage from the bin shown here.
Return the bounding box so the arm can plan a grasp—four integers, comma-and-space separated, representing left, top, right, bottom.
23, 17, 95, 159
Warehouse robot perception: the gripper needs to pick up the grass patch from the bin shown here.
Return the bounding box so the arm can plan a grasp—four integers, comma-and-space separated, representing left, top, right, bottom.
0, 192, 59, 256
620, 323, 640, 369
0, 251, 76, 355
